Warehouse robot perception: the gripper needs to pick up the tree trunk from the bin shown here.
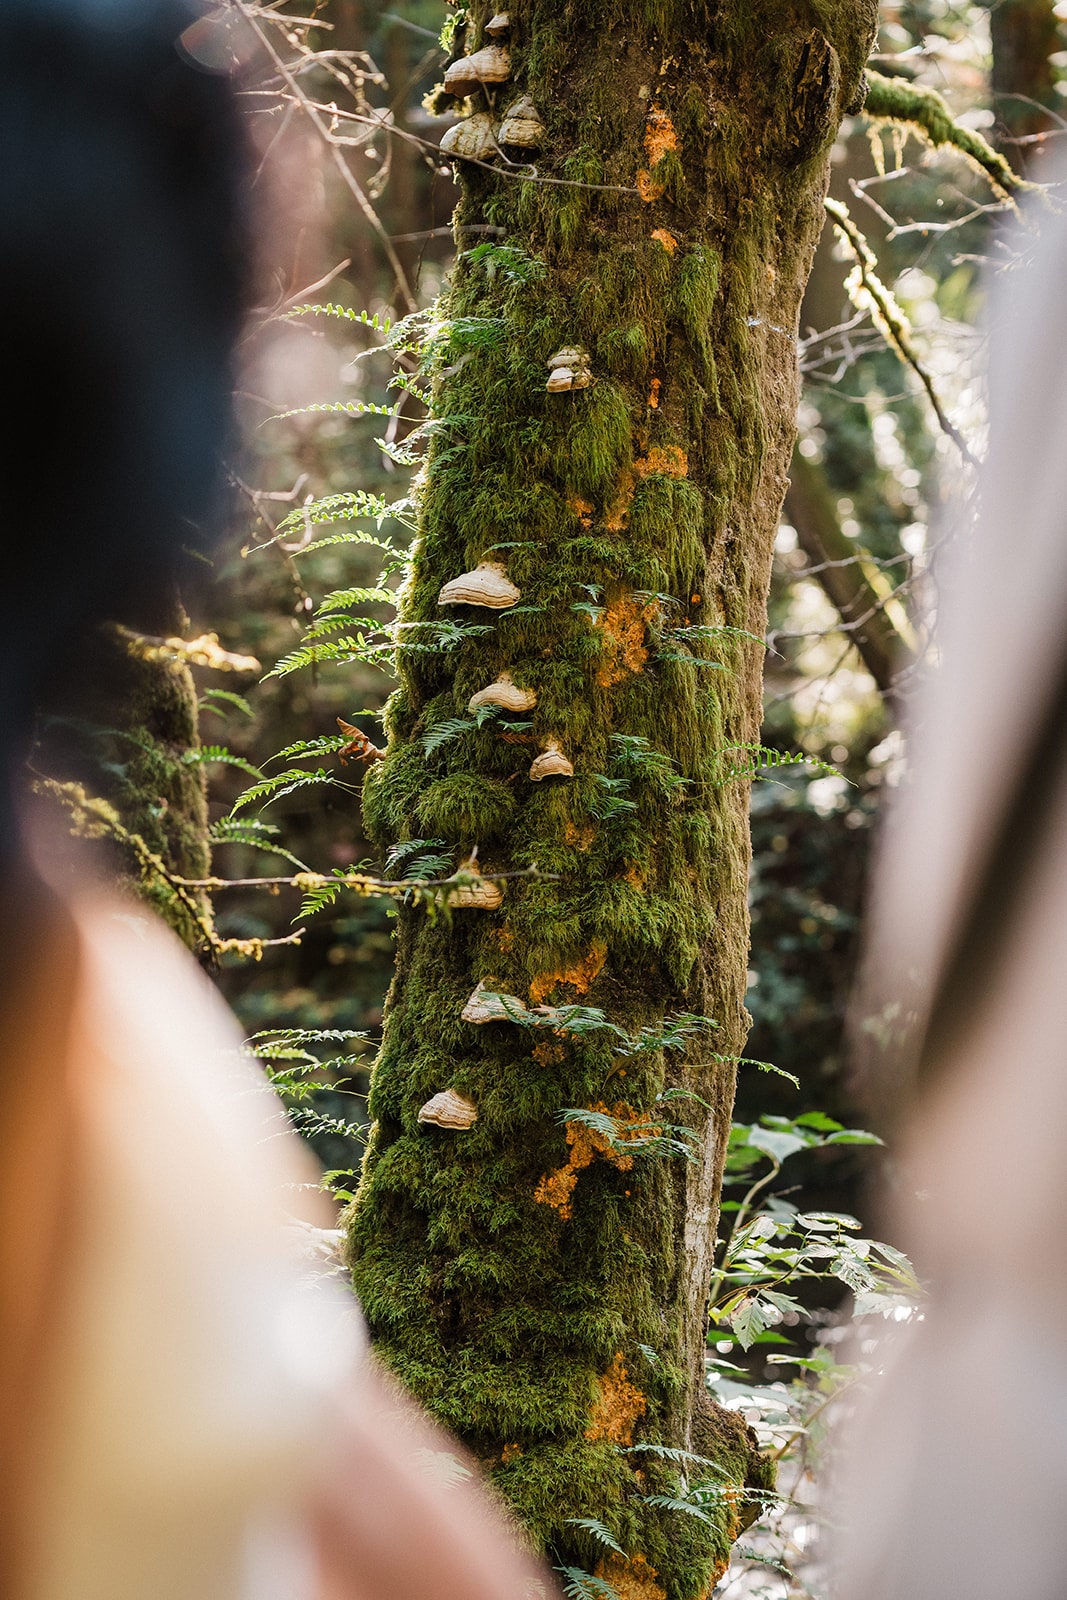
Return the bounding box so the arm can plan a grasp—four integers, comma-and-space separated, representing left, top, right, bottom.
987, 0, 1060, 175
346, 4, 876, 1595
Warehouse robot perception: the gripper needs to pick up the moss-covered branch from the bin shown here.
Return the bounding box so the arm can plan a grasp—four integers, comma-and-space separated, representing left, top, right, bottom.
863, 67, 1029, 198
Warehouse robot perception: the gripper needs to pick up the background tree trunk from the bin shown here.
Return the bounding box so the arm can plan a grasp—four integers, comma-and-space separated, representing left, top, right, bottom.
346, 4, 876, 1594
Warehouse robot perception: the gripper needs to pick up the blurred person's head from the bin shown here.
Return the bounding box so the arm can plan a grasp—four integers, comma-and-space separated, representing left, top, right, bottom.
0, 0, 249, 859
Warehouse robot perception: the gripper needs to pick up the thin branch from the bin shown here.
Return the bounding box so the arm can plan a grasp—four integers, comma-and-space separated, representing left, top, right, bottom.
824, 198, 980, 469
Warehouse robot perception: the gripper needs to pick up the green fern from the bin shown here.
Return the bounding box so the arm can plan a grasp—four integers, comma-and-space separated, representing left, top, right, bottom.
266, 399, 397, 424
198, 687, 254, 720
285, 303, 393, 334
565, 1521, 627, 1560
180, 745, 263, 779
230, 767, 352, 814
713, 744, 847, 788
556, 1570, 622, 1600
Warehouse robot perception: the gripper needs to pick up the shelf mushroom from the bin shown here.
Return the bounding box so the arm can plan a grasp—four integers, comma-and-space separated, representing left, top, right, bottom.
443, 44, 510, 98
484, 12, 510, 37
445, 850, 504, 909
546, 347, 592, 392
468, 672, 537, 713
440, 113, 499, 163
418, 1089, 478, 1129
461, 981, 530, 1024
529, 740, 574, 780
499, 95, 544, 151
438, 561, 521, 609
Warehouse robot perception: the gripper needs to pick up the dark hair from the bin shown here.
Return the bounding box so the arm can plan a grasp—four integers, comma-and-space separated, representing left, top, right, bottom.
0, 0, 249, 822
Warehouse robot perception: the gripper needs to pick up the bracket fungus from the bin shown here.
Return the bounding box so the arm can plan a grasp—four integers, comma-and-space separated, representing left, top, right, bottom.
546, 347, 592, 392
439, 112, 499, 163
484, 12, 510, 37
438, 561, 521, 609
418, 1089, 478, 1129
529, 740, 574, 781
461, 980, 530, 1025
443, 45, 510, 99
445, 850, 504, 909
468, 671, 537, 713
499, 95, 544, 151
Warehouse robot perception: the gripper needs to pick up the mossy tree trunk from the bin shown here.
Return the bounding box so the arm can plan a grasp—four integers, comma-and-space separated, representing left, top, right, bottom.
347, 4, 876, 1595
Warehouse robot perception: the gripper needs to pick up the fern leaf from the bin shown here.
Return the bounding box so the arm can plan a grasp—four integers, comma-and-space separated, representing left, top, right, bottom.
565, 1520, 627, 1559
556, 1570, 622, 1600
198, 687, 254, 719
266, 399, 396, 424
285, 303, 392, 335
230, 767, 347, 814
180, 745, 263, 779
421, 716, 477, 756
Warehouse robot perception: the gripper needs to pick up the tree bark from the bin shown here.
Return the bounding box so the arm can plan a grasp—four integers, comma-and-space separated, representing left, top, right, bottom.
987, 0, 1060, 175
346, 4, 877, 1595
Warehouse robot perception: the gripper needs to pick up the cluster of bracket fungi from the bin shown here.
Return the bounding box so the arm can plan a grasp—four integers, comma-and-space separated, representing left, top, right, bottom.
417, 10, 600, 1133
438, 14, 546, 165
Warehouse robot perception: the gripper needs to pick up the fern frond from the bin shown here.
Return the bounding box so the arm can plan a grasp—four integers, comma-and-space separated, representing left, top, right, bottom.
198, 687, 254, 720
384, 837, 449, 873
556, 1569, 622, 1600
230, 767, 350, 814
316, 585, 397, 612
264, 735, 350, 766
713, 745, 846, 788
285, 303, 393, 334
421, 716, 477, 756
266, 399, 396, 424
180, 745, 263, 779
565, 1521, 627, 1560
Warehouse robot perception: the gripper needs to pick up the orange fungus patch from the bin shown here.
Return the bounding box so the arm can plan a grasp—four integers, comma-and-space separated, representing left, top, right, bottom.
636, 169, 665, 204
644, 106, 679, 166
501, 1443, 522, 1464
650, 228, 677, 255
633, 444, 688, 479
531, 1039, 567, 1067
534, 1103, 650, 1219
529, 941, 606, 1005
585, 1353, 647, 1447
595, 1554, 666, 1600
596, 595, 655, 688
564, 821, 596, 851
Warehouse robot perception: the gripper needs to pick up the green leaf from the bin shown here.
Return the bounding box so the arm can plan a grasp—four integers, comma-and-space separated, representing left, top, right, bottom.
745, 1125, 808, 1163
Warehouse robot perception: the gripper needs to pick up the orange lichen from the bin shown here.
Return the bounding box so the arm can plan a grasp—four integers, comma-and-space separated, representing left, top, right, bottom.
501, 1442, 522, 1464
564, 822, 596, 851
569, 495, 595, 528
636, 168, 665, 203
596, 595, 655, 688
533, 1163, 581, 1214
644, 106, 678, 166
650, 228, 677, 255
532, 1039, 567, 1067
534, 1103, 645, 1219
633, 445, 688, 479
586, 1353, 647, 1447
647, 376, 661, 409
603, 466, 635, 531
595, 1554, 666, 1600
529, 941, 606, 1005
